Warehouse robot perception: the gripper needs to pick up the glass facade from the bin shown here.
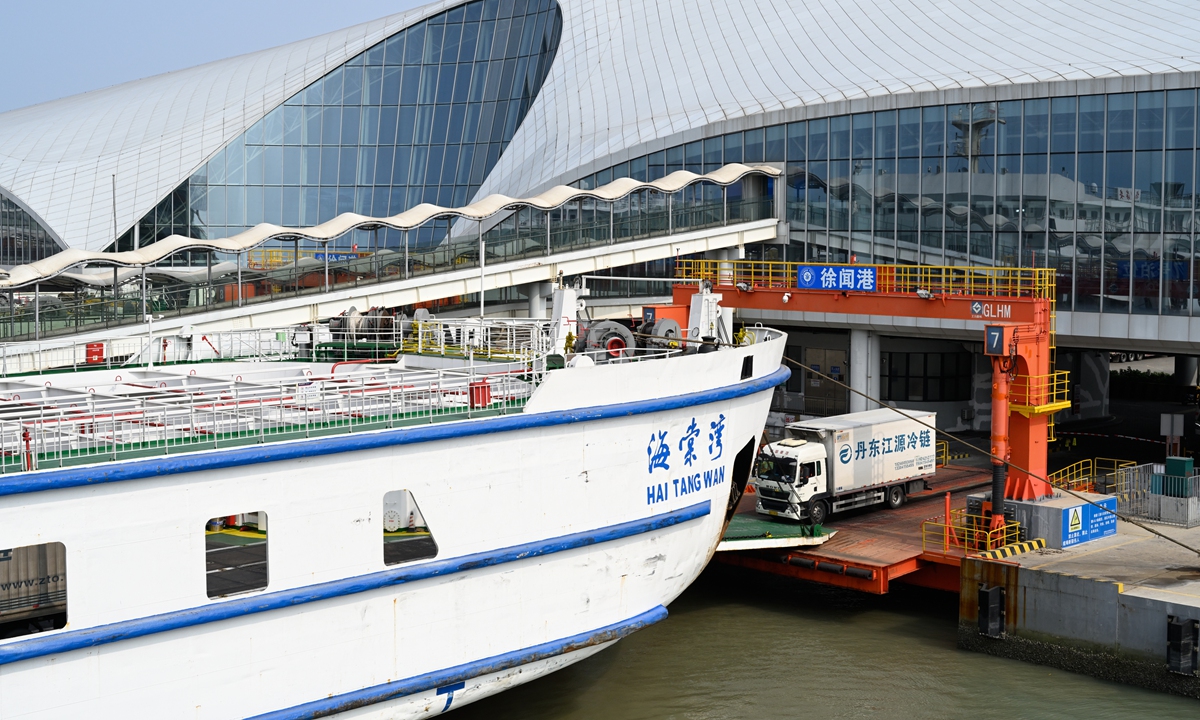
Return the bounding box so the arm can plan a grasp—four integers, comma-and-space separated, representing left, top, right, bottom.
579, 89, 1200, 316
113, 0, 562, 257
881, 351, 973, 402
0, 194, 59, 267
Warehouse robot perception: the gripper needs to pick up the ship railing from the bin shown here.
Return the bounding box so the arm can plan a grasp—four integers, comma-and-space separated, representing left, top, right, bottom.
0, 326, 304, 377
570, 324, 783, 365
742, 325, 785, 344
0, 359, 540, 474
0, 317, 556, 378
326, 317, 553, 359
573, 346, 684, 364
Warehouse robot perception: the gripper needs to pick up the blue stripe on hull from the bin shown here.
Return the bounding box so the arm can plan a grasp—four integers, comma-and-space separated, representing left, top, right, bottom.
0, 501, 709, 667
247, 605, 670, 720
0, 365, 790, 498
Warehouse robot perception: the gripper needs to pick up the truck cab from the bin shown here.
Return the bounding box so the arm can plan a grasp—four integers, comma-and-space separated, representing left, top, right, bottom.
753, 433, 831, 523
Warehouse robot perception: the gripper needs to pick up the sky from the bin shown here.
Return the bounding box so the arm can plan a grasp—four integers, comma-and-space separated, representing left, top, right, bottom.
0, 0, 429, 114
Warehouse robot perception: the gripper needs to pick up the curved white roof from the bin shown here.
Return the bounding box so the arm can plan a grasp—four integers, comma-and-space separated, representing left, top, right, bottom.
0, 0, 463, 253
3, 0, 1200, 254
481, 0, 1200, 198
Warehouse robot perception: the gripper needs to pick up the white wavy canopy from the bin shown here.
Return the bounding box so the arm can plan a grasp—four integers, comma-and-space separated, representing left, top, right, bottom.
0, 163, 779, 289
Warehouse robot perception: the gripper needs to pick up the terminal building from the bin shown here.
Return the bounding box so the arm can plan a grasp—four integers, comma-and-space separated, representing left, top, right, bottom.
2, 0, 1200, 430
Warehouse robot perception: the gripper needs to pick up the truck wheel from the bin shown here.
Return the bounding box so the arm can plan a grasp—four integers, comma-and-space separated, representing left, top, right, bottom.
806, 499, 828, 526
885, 485, 905, 509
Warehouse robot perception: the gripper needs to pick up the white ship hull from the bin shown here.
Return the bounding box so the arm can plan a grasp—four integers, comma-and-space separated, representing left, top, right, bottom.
0, 329, 787, 718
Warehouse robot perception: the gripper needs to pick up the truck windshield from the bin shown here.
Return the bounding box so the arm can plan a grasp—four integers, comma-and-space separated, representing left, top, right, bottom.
755, 455, 796, 484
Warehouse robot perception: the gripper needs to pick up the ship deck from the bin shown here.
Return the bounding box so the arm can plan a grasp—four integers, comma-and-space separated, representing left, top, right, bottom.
0, 318, 564, 474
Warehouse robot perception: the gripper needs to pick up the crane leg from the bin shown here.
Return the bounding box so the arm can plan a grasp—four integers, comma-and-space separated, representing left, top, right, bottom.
990, 360, 1010, 531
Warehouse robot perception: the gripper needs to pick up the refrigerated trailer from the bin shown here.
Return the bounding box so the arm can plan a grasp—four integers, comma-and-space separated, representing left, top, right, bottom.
0, 541, 67, 634
752, 409, 938, 524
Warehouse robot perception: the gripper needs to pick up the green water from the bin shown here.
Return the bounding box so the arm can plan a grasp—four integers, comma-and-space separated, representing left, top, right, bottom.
455, 565, 1198, 719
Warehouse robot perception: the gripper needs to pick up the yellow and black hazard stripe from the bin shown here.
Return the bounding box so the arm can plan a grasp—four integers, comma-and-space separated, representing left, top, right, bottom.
977, 538, 1046, 559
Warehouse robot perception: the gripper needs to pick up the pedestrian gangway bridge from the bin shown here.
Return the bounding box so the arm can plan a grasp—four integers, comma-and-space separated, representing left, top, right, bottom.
0, 163, 778, 346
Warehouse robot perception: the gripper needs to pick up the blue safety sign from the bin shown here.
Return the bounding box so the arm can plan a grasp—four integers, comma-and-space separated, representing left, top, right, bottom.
1061, 497, 1117, 548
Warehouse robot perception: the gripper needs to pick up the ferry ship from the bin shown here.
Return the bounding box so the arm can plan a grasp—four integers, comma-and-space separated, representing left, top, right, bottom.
0, 284, 787, 718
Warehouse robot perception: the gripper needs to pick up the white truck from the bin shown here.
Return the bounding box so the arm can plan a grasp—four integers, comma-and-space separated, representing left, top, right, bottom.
753, 408, 938, 525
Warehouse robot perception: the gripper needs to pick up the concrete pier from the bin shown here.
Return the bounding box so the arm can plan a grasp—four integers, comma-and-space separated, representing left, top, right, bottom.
959, 520, 1200, 698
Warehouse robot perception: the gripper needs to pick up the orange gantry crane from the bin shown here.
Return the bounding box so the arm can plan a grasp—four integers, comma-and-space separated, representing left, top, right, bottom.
674, 260, 1071, 528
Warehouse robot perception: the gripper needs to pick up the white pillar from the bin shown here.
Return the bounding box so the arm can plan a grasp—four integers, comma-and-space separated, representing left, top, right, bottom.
526, 282, 550, 319
849, 328, 880, 413
717, 247, 734, 286
479, 220, 485, 318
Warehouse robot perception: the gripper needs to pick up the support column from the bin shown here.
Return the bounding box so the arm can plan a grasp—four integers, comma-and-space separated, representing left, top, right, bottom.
526, 282, 550, 319
717, 247, 734, 287
479, 220, 485, 318
668, 192, 674, 235
849, 329, 880, 413
1175, 355, 1198, 386
372, 227, 379, 278
989, 359, 1010, 530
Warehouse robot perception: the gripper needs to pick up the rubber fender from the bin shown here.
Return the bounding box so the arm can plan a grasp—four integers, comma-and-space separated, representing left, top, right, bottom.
844, 566, 874, 580
816, 561, 845, 575
787, 556, 816, 569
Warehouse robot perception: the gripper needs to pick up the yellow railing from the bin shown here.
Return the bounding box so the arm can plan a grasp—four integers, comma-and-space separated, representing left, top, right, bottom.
936, 440, 949, 467
1009, 371, 1072, 415
1048, 457, 1135, 493
921, 509, 1021, 556
675, 260, 1055, 299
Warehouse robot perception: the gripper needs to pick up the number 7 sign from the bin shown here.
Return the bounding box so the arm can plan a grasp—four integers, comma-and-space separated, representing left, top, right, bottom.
984, 325, 1011, 356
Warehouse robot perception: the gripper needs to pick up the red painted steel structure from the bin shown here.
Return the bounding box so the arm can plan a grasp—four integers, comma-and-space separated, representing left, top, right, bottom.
674, 261, 1060, 510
